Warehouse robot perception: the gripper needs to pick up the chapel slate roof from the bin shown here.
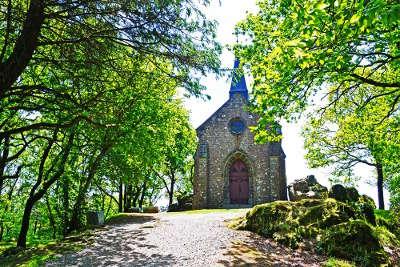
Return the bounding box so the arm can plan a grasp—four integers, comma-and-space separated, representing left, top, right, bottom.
229, 59, 248, 100
197, 59, 249, 131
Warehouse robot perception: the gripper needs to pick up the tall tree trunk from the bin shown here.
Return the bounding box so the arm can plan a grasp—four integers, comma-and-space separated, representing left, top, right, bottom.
118, 179, 123, 213
45, 195, 56, 239
18, 194, 36, 247
168, 172, 175, 209
139, 181, 147, 209
376, 163, 385, 210
123, 183, 128, 211
0, 134, 10, 195
69, 144, 110, 232
124, 184, 132, 211
0, 224, 3, 241
0, 0, 45, 96
17, 130, 74, 248
62, 175, 69, 236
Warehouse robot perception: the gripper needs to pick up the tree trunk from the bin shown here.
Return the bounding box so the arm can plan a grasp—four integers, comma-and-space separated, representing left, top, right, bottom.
168, 173, 175, 209
62, 175, 69, 236
123, 183, 128, 211
0, 0, 45, 96
124, 184, 132, 211
69, 144, 110, 232
139, 181, 147, 209
0, 134, 10, 195
17, 195, 36, 247
17, 130, 74, 247
0, 223, 3, 241
45, 195, 56, 239
376, 163, 385, 210
118, 179, 123, 213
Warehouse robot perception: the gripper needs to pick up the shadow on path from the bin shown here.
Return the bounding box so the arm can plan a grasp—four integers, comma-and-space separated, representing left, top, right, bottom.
47, 215, 177, 266
218, 232, 324, 267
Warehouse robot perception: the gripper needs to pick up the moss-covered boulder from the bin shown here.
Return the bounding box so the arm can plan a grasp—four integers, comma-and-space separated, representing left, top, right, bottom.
329, 184, 362, 203
354, 195, 376, 225
288, 175, 328, 201
318, 220, 387, 266
239, 198, 360, 248
233, 197, 398, 265
242, 201, 302, 248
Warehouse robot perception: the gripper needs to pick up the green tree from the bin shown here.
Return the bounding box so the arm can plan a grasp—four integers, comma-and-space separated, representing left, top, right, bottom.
0, 0, 221, 99
155, 104, 196, 209
303, 86, 400, 209
236, 0, 399, 141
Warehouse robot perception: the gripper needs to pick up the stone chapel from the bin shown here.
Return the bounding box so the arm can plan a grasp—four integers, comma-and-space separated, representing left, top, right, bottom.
193, 59, 287, 209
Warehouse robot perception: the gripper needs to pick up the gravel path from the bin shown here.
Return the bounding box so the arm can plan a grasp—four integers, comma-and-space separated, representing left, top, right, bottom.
47, 210, 325, 266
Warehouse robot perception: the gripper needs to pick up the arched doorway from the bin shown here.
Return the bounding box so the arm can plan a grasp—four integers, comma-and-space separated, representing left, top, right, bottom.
229, 159, 249, 204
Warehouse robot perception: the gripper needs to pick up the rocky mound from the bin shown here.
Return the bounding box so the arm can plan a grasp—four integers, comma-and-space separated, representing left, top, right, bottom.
287, 175, 328, 201
232, 184, 399, 266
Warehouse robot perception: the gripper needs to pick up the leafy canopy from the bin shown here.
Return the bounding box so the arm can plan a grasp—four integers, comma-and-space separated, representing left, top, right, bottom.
236, 0, 400, 142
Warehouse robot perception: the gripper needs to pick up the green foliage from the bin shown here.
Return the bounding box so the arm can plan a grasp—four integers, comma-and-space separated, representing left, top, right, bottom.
236, 0, 400, 142
388, 174, 400, 212
0, 0, 216, 250
236, 0, 400, 212
375, 209, 400, 238
323, 258, 355, 267
0, 230, 96, 266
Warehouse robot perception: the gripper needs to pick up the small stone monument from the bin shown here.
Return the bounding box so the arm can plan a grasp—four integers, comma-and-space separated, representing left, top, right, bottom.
86, 211, 105, 226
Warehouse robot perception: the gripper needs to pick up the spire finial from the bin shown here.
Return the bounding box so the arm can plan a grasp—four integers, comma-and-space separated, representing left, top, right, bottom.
229, 58, 248, 100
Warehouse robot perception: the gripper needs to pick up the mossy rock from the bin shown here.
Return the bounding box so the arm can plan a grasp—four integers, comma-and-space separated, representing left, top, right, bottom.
244, 201, 302, 247
329, 184, 348, 202
243, 199, 359, 248
375, 210, 400, 238
329, 184, 362, 203
318, 220, 387, 266
355, 195, 376, 225
298, 198, 356, 228
346, 187, 360, 202
245, 201, 299, 236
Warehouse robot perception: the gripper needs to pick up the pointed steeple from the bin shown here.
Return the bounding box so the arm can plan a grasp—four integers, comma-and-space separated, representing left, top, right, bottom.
229, 58, 248, 100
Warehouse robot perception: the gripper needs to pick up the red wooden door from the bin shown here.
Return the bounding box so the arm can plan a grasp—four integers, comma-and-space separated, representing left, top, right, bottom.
229, 159, 249, 204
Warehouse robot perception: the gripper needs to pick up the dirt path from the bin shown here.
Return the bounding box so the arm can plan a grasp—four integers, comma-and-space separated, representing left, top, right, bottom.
46, 210, 325, 266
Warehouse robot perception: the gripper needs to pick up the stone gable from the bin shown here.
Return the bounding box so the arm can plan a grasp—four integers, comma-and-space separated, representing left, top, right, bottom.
193, 92, 287, 209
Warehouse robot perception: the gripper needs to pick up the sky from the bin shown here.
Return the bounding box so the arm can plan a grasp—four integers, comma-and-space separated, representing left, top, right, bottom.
183, 0, 389, 206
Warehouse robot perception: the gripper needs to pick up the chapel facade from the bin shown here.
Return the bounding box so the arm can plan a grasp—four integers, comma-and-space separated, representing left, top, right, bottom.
193, 60, 287, 209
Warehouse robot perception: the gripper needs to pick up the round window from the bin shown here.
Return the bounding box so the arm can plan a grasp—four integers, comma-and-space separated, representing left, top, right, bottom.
229, 118, 246, 135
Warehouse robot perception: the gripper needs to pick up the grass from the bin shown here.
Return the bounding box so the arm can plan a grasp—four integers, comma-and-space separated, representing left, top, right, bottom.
166, 208, 249, 215
374, 209, 391, 220
0, 229, 100, 266
0, 213, 158, 266
323, 258, 355, 267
